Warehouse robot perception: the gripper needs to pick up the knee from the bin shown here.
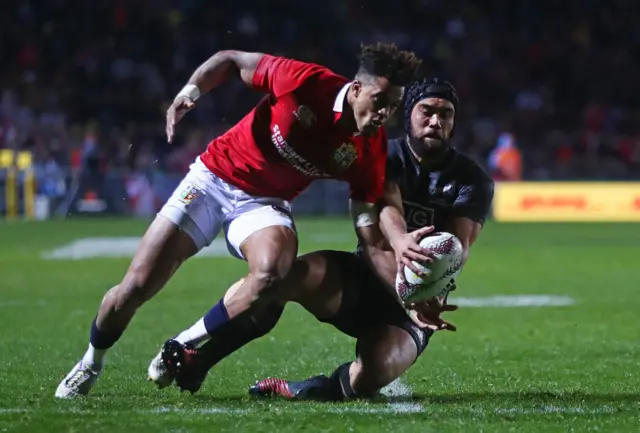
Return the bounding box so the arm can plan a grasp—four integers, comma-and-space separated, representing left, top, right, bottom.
252, 269, 281, 292
250, 257, 294, 294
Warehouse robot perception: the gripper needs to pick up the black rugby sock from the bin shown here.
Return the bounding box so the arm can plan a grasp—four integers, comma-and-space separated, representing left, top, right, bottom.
202, 299, 230, 335
329, 362, 358, 400
198, 301, 284, 368
285, 362, 357, 401
89, 317, 124, 350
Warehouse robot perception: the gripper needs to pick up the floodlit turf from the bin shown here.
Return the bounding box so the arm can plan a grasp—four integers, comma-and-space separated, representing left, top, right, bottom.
0, 217, 639, 432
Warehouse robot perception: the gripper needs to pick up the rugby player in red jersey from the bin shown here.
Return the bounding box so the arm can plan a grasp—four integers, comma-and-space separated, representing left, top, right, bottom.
55, 44, 425, 398
147, 78, 494, 399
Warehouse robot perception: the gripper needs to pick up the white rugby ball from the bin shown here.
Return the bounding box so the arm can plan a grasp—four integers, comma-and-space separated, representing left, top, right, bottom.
395, 231, 463, 303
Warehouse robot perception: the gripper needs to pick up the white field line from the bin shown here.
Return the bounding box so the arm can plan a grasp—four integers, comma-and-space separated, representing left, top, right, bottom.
0, 380, 420, 416
146, 407, 249, 414
0, 299, 47, 308
0, 405, 618, 416
451, 295, 576, 307
379, 378, 424, 413
41, 237, 230, 260
1, 295, 576, 309
41, 236, 329, 260
492, 405, 617, 415
143, 378, 423, 415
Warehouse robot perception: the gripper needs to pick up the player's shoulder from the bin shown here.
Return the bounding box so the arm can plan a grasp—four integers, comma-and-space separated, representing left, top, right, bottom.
451, 150, 494, 189
388, 136, 407, 156
387, 136, 410, 165
262, 54, 346, 83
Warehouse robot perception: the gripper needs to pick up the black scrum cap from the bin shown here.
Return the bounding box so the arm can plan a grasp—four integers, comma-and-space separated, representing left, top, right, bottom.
403, 78, 459, 134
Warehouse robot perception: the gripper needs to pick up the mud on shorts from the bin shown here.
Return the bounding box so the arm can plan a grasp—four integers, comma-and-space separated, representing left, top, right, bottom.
158, 157, 296, 259
317, 251, 434, 357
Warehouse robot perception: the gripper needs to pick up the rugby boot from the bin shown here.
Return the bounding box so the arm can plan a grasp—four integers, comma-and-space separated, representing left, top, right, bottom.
249, 374, 341, 401
161, 339, 210, 394
55, 361, 101, 398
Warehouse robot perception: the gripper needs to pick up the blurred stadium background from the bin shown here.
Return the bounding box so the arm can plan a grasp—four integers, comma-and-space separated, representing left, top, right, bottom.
1, 1, 639, 432
2, 0, 640, 219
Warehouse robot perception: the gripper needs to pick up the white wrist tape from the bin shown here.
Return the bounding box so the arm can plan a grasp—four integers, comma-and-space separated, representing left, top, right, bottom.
350, 201, 378, 228
176, 84, 201, 101
354, 212, 377, 228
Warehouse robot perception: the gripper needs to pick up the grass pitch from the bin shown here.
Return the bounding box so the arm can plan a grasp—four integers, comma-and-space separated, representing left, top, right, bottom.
0, 217, 639, 432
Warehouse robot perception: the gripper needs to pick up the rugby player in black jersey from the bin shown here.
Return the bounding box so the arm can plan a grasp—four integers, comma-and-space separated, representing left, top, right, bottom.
150, 78, 494, 400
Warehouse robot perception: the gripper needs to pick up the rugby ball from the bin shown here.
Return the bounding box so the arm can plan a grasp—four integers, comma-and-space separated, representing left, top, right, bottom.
395, 232, 463, 303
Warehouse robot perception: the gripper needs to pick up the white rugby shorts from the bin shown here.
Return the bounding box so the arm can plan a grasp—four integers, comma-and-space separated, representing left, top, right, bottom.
158, 157, 296, 259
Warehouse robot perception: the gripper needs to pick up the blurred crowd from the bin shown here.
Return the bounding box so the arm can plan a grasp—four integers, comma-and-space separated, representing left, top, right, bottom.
2, 0, 640, 196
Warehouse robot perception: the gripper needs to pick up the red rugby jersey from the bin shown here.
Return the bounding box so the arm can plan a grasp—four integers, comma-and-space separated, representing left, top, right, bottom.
199, 54, 387, 203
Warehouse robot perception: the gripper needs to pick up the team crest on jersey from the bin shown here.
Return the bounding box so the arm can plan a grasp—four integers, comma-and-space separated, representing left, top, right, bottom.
293, 105, 317, 128
431, 182, 455, 197
178, 183, 199, 205
333, 142, 358, 169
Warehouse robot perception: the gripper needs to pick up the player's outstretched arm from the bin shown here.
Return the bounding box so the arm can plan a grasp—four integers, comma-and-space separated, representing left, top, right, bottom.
184, 50, 264, 94
444, 217, 482, 265
166, 51, 264, 142
349, 200, 405, 302
445, 178, 495, 265
379, 180, 407, 244
378, 181, 434, 278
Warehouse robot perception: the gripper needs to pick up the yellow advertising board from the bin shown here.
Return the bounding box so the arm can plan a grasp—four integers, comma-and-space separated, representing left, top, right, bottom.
493, 182, 640, 222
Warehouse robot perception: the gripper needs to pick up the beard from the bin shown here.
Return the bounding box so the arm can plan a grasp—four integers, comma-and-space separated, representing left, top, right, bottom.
407, 133, 451, 160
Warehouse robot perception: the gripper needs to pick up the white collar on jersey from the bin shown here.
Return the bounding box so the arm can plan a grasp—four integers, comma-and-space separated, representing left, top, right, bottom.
333, 82, 352, 113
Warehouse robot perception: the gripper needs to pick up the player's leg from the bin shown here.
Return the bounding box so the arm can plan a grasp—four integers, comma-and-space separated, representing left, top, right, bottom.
174, 205, 298, 345
55, 216, 198, 398
250, 324, 431, 401
189, 248, 339, 365
250, 254, 435, 400
150, 249, 346, 393
304, 256, 433, 398
154, 204, 298, 391
224, 222, 298, 316
56, 158, 226, 398
338, 324, 428, 398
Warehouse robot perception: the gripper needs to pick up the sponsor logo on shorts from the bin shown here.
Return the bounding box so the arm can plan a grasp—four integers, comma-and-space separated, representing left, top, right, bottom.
333, 142, 358, 169
178, 184, 199, 204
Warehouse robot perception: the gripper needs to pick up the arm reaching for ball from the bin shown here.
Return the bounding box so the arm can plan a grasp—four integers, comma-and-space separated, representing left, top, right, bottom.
408, 218, 482, 332
379, 180, 435, 279
410, 190, 492, 331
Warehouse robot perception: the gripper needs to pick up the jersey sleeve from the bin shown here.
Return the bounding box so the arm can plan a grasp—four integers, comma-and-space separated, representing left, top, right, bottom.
349, 129, 388, 203
252, 55, 325, 97
453, 175, 495, 225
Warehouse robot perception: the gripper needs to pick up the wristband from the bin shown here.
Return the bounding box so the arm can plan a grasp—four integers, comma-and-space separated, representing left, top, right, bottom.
176, 84, 201, 101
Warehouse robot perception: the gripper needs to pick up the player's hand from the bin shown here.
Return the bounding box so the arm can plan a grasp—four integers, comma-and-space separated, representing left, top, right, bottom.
391, 226, 436, 280
407, 280, 458, 331
166, 96, 196, 143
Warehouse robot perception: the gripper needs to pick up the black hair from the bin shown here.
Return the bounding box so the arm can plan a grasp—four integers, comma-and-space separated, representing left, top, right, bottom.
356, 43, 422, 86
